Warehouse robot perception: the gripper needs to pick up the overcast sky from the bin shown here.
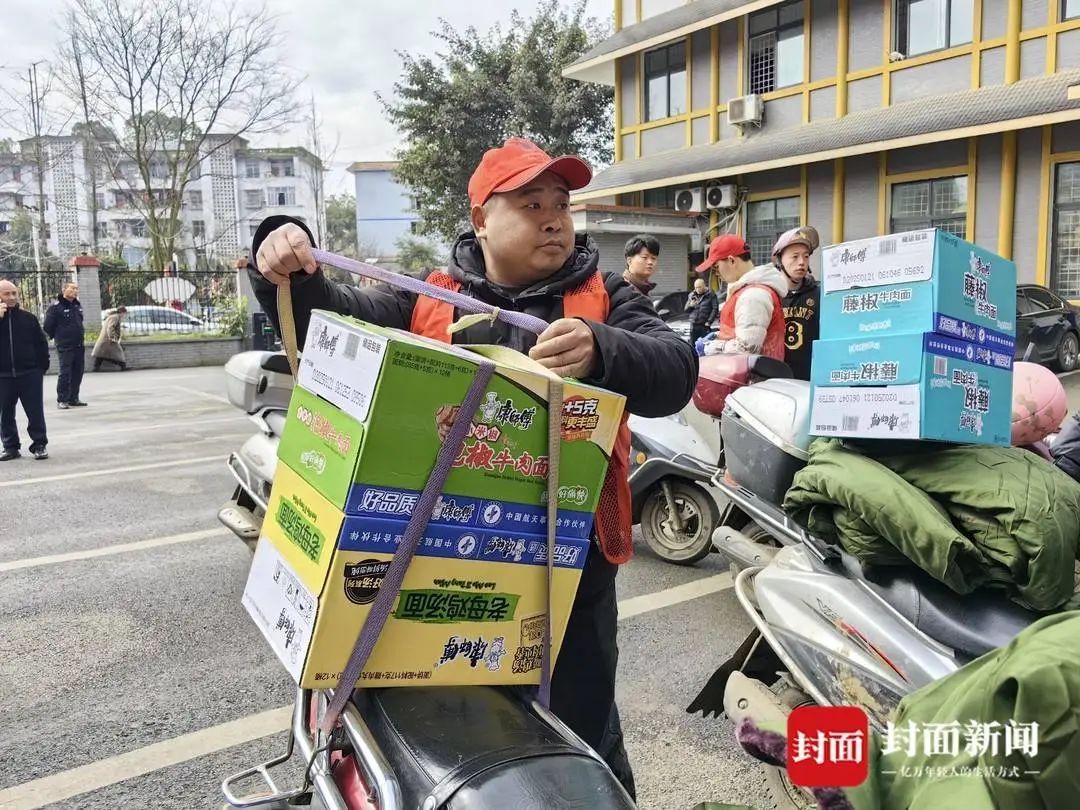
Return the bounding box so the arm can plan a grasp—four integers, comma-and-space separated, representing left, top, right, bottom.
0, 0, 609, 195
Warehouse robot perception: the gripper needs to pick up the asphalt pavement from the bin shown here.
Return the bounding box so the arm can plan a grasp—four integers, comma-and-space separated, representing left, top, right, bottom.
0, 366, 771, 810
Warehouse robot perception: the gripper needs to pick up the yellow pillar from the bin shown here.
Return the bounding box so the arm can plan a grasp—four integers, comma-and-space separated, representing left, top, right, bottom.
998, 0, 1022, 259
836, 0, 849, 118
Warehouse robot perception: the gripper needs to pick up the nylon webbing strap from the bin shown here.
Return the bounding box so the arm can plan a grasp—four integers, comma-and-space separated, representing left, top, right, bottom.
268, 250, 562, 731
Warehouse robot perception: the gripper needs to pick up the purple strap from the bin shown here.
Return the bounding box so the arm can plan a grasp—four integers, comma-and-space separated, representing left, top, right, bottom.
310, 249, 549, 336
320, 359, 496, 734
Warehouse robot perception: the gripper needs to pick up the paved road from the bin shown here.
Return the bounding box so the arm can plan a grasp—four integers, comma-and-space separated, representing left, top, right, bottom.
0, 367, 771, 810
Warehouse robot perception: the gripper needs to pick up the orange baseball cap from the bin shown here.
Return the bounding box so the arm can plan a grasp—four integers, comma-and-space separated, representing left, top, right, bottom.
696, 234, 752, 273
467, 137, 593, 207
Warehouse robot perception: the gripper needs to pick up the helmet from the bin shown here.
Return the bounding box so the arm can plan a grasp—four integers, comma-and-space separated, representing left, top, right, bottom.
1011, 361, 1067, 446
771, 226, 820, 262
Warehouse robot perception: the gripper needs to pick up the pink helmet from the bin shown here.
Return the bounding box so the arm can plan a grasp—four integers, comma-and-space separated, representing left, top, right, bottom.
1011, 361, 1067, 446
693, 354, 751, 417
772, 226, 820, 263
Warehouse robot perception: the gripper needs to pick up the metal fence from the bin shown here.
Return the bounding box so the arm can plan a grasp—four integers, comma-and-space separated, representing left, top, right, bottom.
98, 269, 242, 337
0, 264, 74, 319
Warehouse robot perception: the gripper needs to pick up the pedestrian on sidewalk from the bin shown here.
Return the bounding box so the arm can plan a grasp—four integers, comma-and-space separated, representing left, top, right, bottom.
93, 306, 128, 371
685, 277, 719, 344
44, 282, 88, 408
0, 279, 50, 460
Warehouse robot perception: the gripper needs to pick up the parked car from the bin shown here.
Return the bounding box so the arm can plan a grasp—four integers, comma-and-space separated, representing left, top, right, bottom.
1015, 284, 1079, 372
650, 290, 691, 322
101, 305, 208, 334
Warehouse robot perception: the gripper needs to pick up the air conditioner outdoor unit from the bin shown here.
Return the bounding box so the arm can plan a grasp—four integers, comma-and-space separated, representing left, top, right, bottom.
727, 94, 764, 127
674, 187, 705, 213
705, 183, 737, 210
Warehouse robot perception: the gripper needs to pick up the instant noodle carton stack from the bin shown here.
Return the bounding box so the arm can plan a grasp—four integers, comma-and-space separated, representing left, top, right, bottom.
243, 310, 626, 689
809, 229, 1016, 445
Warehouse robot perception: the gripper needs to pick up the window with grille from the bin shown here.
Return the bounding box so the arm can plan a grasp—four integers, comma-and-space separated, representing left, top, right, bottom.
95, 193, 106, 210
889, 176, 968, 238
192, 220, 205, 238
746, 196, 801, 265
268, 187, 295, 206
644, 42, 687, 121
1066, 0, 1080, 19
747, 1, 804, 95
245, 159, 260, 178
895, 0, 973, 57
187, 190, 203, 210
1051, 162, 1080, 300
245, 190, 264, 209
643, 186, 678, 209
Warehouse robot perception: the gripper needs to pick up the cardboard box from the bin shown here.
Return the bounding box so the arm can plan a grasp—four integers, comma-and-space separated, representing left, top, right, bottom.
820, 229, 1016, 348
287, 311, 625, 540
244, 462, 589, 688
809, 332, 1012, 445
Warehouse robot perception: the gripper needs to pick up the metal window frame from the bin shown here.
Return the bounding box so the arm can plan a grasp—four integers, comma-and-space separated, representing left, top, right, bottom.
1064, 0, 1080, 20
895, 0, 971, 57
746, 0, 804, 95
1050, 161, 1080, 299
888, 175, 969, 236
643, 40, 687, 121
746, 194, 801, 264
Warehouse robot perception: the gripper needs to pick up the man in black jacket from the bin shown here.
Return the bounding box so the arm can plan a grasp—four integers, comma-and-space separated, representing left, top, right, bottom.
250, 138, 697, 799
773, 227, 821, 381
685, 277, 719, 344
44, 282, 88, 409
0, 280, 50, 460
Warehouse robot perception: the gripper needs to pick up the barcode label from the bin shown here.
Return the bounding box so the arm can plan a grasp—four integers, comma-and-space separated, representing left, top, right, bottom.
344, 333, 360, 361
933, 356, 948, 376
842, 415, 860, 431
878, 239, 898, 256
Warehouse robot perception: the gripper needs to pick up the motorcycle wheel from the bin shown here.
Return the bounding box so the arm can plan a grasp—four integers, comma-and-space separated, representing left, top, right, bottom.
762, 682, 817, 810
640, 479, 719, 565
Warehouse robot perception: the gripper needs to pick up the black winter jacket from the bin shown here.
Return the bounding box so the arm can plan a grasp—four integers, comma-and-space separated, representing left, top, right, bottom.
1052, 413, 1080, 483
0, 306, 50, 377
248, 216, 697, 418
686, 290, 719, 328
782, 276, 820, 381
44, 294, 85, 348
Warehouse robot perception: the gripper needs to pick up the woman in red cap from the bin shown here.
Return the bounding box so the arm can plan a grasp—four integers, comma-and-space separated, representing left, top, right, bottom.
696, 234, 788, 359
248, 137, 698, 800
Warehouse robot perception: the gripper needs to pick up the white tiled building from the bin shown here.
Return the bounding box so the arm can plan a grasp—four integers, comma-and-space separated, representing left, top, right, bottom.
0, 135, 323, 270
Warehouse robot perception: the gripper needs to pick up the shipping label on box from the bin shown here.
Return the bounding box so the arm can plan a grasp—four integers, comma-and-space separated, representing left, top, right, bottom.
821, 229, 1016, 345
810, 333, 1012, 445
285, 312, 624, 531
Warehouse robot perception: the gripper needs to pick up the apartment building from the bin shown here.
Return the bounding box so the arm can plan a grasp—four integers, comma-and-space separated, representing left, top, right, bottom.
564, 0, 1080, 298
0, 135, 322, 270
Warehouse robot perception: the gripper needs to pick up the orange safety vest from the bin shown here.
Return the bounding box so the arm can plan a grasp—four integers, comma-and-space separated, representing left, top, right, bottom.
717, 284, 787, 361
410, 270, 634, 565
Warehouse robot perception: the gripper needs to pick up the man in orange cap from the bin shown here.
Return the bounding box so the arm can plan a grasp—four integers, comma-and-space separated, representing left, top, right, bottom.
249, 137, 698, 797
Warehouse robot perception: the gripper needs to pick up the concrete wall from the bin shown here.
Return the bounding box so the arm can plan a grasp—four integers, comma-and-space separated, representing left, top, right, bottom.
47, 337, 243, 374
974, 134, 1003, 250
642, 123, 687, 156
891, 58, 972, 105
1014, 128, 1044, 279
848, 0, 883, 72
811, 0, 839, 82
691, 29, 712, 110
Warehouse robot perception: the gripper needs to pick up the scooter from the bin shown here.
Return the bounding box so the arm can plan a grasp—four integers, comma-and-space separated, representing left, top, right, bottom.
688, 372, 1059, 810
628, 354, 792, 565
218, 350, 636, 810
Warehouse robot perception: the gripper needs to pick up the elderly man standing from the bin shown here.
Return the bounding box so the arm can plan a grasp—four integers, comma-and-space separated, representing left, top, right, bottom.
44, 281, 88, 408
0, 280, 50, 460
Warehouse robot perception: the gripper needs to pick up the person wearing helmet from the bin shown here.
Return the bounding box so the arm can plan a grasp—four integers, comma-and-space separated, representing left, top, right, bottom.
773, 226, 821, 380
695, 234, 788, 359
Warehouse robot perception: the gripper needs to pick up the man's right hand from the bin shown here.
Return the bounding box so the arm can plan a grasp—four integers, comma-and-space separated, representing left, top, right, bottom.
0, 303, 7, 319
254, 223, 318, 286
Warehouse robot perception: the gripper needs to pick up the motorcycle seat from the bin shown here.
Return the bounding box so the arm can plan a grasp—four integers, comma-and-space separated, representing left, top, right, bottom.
353, 686, 635, 810
260, 352, 292, 375
747, 355, 792, 380
862, 566, 1043, 659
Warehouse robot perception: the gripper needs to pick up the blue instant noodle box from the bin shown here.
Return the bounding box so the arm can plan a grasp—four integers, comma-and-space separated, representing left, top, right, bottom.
809, 332, 1013, 445
820, 229, 1016, 350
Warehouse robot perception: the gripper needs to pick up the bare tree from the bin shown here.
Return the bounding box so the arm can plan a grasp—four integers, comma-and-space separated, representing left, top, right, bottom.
60, 0, 301, 272
64, 22, 102, 254
305, 95, 337, 247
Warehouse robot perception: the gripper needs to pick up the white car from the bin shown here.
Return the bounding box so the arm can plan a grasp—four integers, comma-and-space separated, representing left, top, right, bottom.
101, 305, 208, 334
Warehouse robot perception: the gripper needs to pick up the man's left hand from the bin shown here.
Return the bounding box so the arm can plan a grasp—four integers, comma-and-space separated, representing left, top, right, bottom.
529, 318, 597, 379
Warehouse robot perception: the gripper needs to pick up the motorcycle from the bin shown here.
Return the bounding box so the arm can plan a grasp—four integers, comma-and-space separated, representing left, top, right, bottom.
218, 350, 636, 810
687, 367, 1064, 809
628, 354, 792, 565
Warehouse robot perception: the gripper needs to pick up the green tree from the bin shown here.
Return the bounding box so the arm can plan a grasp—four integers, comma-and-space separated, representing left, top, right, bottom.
325, 193, 359, 257
381, 0, 612, 243
395, 236, 441, 273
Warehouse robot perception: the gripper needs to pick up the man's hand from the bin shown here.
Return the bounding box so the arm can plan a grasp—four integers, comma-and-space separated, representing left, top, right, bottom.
254, 223, 318, 286
528, 318, 597, 379
435, 404, 461, 442
0, 302, 7, 319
